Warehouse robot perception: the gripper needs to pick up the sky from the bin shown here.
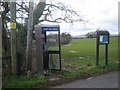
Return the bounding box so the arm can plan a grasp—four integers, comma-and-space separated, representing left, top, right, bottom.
43, 0, 119, 36
8, 0, 119, 36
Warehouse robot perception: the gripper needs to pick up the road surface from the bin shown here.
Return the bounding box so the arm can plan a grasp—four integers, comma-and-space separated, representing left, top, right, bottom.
53, 71, 119, 88
0, 69, 1, 90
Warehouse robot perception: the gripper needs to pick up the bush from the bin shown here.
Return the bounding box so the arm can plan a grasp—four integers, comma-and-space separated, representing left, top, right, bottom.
61, 32, 72, 45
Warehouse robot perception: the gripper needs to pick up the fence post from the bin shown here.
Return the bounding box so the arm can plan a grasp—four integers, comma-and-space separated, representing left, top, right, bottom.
0, 11, 2, 90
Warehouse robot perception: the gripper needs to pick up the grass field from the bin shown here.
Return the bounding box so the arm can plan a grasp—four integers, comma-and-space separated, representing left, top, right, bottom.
61, 37, 119, 71
62, 37, 118, 59
3, 37, 119, 88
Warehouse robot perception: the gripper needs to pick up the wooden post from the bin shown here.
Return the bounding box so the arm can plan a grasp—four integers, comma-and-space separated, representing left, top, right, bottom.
96, 34, 99, 66
0, 12, 2, 90
34, 25, 44, 76
58, 27, 62, 70
10, 1, 18, 75
26, 1, 34, 71
96, 44, 99, 65
0, 13, 2, 60
105, 44, 108, 65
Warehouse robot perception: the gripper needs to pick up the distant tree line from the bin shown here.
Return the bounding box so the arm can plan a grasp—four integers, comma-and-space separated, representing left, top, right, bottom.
47, 32, 72, 47
85, 31, 97, 38
85, 29, 108, 38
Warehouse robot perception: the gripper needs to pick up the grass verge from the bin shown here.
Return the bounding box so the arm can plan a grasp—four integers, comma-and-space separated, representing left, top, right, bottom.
2, 37, 119, 88
3, 75, 48, 88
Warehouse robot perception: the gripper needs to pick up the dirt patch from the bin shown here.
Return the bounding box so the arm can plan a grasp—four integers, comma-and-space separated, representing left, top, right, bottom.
69, 51, 77, 53
78, 56, 95, 60
63, 44, 71, 46
78, 57, 84, 59
49, 77, 60, 81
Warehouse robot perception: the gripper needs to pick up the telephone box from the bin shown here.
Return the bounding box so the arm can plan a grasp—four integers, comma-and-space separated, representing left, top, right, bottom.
40, 24, 61, 71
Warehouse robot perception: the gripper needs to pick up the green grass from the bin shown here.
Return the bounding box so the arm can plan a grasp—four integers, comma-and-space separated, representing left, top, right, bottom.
3, 37, 119, 88
61, 37, 119, 72
3, 75, 48, 88
47, 37, 119, 87
62, 37, 118, 59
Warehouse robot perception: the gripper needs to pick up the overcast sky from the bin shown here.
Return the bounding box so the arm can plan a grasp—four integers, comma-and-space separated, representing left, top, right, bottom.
44, 0, 119, 36
7, 0, 119, 36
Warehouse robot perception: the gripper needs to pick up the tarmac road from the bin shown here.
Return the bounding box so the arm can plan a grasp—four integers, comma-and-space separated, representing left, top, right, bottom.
0, 69, 1, 90
53, 71, 119, 88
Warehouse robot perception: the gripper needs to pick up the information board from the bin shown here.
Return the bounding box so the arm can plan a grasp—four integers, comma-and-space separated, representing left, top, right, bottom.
96, 31, 110, 65
99, 35, 108, 44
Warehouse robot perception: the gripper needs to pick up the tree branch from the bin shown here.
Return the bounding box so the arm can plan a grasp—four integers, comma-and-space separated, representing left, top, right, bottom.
16, 3, 29, 13
39, 2, 85, 24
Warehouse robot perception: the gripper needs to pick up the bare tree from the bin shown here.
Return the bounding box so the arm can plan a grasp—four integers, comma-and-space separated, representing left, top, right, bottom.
15, 1, 85, 24
1, 1, 85, 28
0, 2, 10, 53
34, 1, 85, 24
1, 0, 86, 74
0, 1, 85, 31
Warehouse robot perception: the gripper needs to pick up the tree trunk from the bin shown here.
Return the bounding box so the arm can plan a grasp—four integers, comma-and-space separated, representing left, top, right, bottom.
26, 2, 34, 71
0, 14, 2, 85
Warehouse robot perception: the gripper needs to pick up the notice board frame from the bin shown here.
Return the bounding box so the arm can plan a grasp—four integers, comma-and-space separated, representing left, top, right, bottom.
96, 31, 110, 65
